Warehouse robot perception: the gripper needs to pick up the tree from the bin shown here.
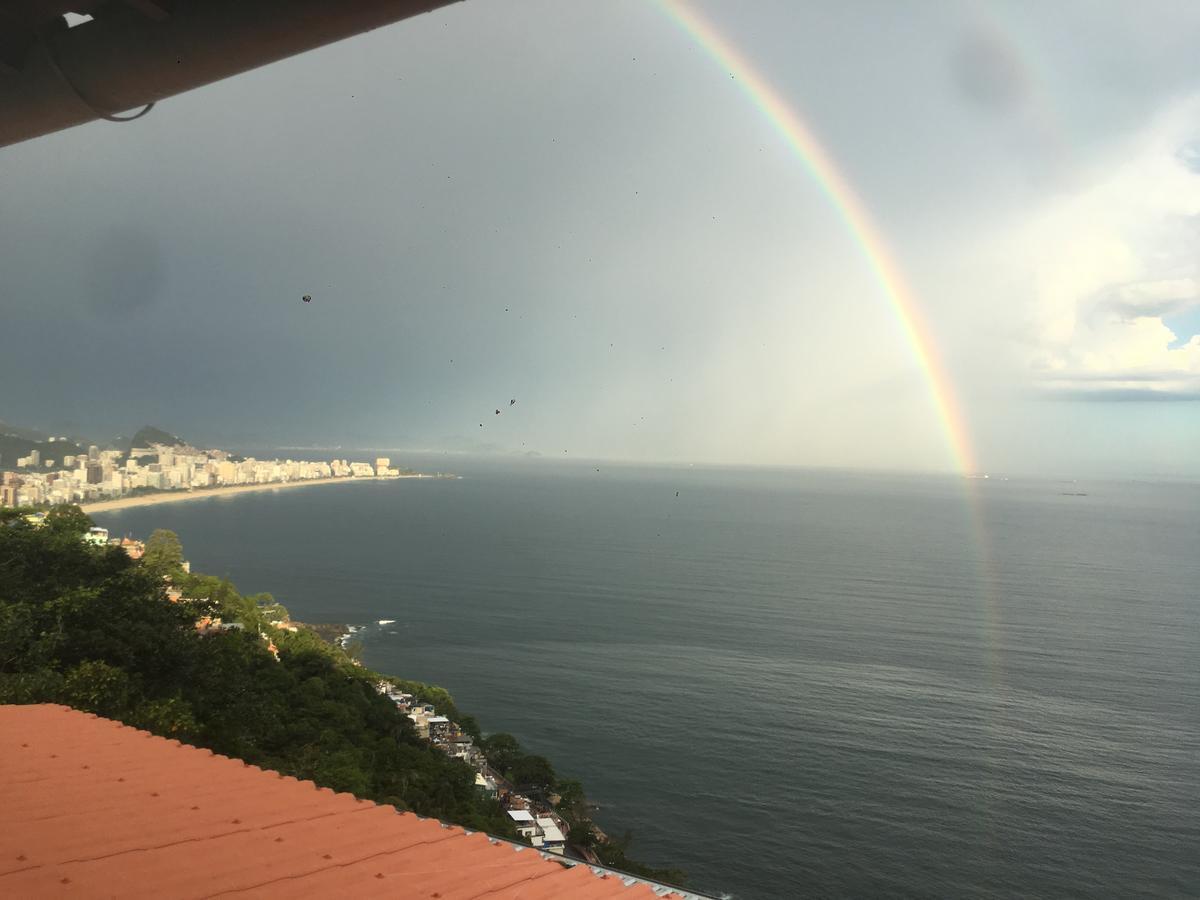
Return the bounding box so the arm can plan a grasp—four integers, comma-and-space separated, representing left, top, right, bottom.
508, 754, 557, 792
595, 831, 687, 887
456, 713, 482, 742
44, 504, 92, 536
568, 822, 597, 850
553, 778, 588, 825
250, 592, 287, 621
1, 506, 35, 525
142, 529, 184, 576
480, 732, 522, 773
60, 660, 133, 719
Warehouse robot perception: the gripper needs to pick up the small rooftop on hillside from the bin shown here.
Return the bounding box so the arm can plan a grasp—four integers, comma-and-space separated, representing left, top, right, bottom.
1, 704, 693, 899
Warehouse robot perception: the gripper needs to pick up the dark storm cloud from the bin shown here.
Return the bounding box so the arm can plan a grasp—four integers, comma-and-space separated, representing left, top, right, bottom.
85, 227, 166, 314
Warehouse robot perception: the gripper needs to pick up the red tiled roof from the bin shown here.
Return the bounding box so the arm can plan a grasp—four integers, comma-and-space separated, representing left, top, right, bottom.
0, 705, 678, 899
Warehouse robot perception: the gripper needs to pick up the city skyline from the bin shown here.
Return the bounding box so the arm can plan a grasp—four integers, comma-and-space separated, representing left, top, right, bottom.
0, 435, 402, 508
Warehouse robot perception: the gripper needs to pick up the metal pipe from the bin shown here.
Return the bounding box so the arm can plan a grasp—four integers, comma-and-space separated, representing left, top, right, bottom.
0, 0, 461, 148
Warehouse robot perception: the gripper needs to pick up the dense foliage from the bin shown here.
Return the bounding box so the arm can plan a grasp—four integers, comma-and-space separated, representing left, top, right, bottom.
0, 507, 514, 836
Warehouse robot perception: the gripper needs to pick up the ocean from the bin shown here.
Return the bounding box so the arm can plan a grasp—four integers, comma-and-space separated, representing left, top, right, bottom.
92, 458, 1200, 899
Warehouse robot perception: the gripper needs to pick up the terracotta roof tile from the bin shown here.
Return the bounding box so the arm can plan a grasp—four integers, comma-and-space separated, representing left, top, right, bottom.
0, 705, 685, 899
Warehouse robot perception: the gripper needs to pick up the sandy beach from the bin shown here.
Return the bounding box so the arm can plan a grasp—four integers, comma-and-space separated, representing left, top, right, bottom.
81, 475, 422, 514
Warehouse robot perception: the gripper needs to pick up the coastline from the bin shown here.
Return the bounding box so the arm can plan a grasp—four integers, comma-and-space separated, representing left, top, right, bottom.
80, 474, 429, 513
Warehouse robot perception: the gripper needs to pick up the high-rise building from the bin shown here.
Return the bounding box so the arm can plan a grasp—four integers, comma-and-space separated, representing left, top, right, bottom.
29, 449, 40, 466
87, 445, 99, 462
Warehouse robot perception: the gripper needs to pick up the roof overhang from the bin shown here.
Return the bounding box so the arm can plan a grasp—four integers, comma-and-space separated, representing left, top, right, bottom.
1, 704, 698, 898
0, 0, 460, 148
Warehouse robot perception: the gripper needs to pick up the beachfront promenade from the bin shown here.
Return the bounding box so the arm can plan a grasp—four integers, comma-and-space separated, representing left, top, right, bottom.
79, 473, 425, 513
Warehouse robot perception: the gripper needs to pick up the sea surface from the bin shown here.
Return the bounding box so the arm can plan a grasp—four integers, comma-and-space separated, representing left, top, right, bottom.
93, 458, 1200, 899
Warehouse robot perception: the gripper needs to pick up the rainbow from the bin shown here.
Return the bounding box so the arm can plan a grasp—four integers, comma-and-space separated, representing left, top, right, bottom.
657, 0, 979, 476
657, 1, 1005, 689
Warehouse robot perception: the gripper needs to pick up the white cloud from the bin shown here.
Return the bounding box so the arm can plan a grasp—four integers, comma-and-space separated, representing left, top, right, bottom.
1106, 277, 1199, 317
1001, 94, 1200, 396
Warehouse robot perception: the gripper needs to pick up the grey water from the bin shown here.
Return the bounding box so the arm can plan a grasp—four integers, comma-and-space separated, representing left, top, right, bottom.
93, 459, 1200, 899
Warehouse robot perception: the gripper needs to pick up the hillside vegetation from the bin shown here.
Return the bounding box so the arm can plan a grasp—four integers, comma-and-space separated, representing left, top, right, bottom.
126, 425, 186, 450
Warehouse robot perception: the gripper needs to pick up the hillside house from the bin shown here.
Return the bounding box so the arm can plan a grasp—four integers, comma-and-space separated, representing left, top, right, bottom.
82, 526, 108, 545
535, 816, 567, 855
506, 809, 543, 846
474, 772, 499, 798
407, 712, 430, 739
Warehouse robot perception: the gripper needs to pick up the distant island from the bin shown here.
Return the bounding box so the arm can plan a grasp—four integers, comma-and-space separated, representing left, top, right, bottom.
0, 421, 452, 511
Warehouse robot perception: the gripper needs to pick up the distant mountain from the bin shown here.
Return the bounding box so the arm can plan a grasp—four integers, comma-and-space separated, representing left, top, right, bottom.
0, 419, 49, 442
128, 426, 187, 451
0, 420, 86, 470
0, 418, 195, 470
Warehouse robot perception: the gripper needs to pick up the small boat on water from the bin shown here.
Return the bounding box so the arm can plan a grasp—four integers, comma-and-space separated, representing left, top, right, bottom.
378, 619, 396, 625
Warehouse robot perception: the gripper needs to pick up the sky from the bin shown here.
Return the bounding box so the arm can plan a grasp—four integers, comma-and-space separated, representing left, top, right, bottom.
2, 0, 1199, 477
